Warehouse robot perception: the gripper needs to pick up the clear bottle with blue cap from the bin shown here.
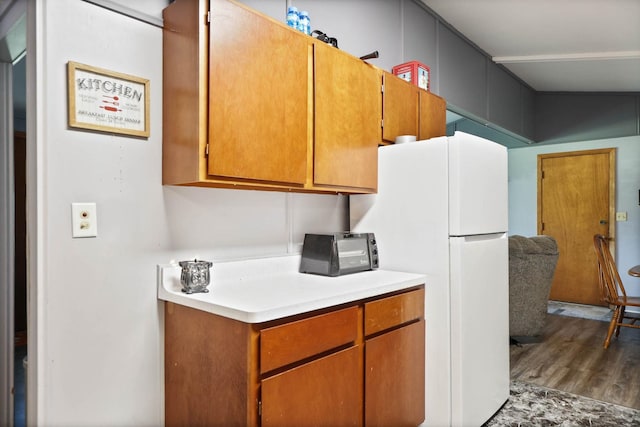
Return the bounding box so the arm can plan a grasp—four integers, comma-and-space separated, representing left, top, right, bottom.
298, 11, 310, 35
286, 6, 299, 29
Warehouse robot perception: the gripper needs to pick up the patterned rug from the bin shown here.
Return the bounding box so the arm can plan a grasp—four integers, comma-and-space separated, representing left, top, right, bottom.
547, 300, 613, 322
484, 381, 640, 426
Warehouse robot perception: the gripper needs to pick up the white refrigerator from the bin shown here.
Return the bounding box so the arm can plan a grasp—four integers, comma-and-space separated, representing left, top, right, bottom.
350, 131, 510, 427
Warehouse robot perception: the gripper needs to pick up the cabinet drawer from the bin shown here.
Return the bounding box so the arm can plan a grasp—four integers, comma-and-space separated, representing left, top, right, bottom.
364, 288, 424, 336
260, 306, 359, 374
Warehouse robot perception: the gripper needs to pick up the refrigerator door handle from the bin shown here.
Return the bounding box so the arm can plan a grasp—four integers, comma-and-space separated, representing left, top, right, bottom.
451, 232, 507, 241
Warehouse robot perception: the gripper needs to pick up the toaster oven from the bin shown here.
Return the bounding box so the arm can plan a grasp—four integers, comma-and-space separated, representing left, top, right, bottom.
299, 232, 379, 277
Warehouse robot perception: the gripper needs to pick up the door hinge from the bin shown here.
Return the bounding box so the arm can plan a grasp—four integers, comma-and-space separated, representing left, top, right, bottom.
258, 400, 262, 417
541, 222, 545, 231
205, 143, 209, 156
206, 11, 210, 24
541, 171, 545, 179
381, 118, 384, 128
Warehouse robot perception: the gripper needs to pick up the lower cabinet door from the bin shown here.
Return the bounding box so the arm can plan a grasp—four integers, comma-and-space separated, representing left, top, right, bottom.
365, 320, 426, 427
261, 346, 363, 427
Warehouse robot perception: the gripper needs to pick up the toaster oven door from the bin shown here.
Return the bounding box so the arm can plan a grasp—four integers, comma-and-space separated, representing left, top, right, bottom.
337, 237, 371, 274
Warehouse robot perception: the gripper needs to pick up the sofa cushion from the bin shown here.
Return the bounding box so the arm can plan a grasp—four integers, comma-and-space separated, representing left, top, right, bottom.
509, 235, 559, 338
509, 234, 559, 255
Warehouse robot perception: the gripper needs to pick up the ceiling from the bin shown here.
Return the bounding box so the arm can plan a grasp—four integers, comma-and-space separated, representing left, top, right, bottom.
420, 0, 640, 92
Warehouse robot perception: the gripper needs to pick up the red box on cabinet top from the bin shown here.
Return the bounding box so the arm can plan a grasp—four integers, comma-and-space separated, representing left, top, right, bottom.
392, 61, 430, 91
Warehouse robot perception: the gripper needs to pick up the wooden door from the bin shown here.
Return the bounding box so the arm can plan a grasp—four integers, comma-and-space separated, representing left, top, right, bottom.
208, 0, 309, 185
365, 320, 425, 427
261, 346, 363, 427
382, 72, 419, 143
538, 149, 615, 305
313, 41, 380, 191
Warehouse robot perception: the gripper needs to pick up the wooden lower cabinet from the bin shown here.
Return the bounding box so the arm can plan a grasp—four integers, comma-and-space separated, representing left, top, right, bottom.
365, 321, 426, 427
364, 288, 426, 427
164, 287, 425, 427
262, 346, 363, 427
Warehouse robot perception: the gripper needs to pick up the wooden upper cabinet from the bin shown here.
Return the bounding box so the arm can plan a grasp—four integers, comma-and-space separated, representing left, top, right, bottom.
419, 90, 447, 141
382, 71, 419, 143
163, 0, 378, 193
162, 0, 209, 186
313, 41, 380, 191
208, 0, 309, 185
163, 0, 446, 193
382, 71, 447, 143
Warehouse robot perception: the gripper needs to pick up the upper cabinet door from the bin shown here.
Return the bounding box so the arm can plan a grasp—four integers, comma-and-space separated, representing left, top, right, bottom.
313, 41, 380, 191
208, 0, 309, 185
382, 72, 419, 143
419, 91, 447, 141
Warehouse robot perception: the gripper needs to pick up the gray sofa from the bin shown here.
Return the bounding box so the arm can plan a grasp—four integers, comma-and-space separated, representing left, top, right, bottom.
509, 235, 559, 340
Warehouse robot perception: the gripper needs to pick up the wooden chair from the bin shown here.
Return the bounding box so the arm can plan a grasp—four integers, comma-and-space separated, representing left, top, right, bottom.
593, 234, 640, 348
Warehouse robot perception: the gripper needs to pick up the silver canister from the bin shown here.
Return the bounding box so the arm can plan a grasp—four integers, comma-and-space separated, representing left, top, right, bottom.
179, 259, 213, 294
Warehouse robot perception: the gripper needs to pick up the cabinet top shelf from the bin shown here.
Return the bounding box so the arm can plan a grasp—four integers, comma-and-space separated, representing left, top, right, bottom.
157, 255, 425, 323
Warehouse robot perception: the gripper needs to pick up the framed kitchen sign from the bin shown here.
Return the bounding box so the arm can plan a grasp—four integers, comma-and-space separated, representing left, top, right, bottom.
67, 61, 150, 137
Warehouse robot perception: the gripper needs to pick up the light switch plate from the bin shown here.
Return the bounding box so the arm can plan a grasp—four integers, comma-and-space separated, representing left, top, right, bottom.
72, 203, 98, 238
616, 211, 627, 222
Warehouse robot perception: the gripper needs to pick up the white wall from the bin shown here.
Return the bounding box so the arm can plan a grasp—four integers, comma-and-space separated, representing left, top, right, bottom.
241, 0, 404, 74
33, 0, 346, 424
508, 135, 640, 297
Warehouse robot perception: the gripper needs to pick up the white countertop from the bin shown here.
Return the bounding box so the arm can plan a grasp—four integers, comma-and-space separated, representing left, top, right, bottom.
157, 255, 426, 323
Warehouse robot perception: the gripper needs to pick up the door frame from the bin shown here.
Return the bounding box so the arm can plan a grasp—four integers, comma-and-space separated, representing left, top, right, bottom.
537, 147, 617, 252
0, 1, 27, 425
0, 60, 15, 427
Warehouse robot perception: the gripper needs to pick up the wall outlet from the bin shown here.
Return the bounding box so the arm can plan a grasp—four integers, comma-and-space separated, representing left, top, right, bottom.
616, 211, 627, 222
72, 203, 98, 238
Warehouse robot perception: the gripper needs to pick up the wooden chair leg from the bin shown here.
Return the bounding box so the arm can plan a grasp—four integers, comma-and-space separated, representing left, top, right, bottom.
604, 306, 621, 349
616, 306, 626, 337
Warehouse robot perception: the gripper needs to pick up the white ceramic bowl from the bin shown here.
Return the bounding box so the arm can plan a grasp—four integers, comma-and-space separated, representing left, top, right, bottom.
395, 135, 417, 144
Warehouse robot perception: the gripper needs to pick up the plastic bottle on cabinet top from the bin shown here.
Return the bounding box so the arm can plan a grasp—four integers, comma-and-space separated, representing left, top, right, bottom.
298, 11, 310, 35
286, 6, 299, 29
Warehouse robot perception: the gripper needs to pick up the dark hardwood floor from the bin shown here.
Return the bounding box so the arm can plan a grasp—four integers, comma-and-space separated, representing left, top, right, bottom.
510, 313, 640, 409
